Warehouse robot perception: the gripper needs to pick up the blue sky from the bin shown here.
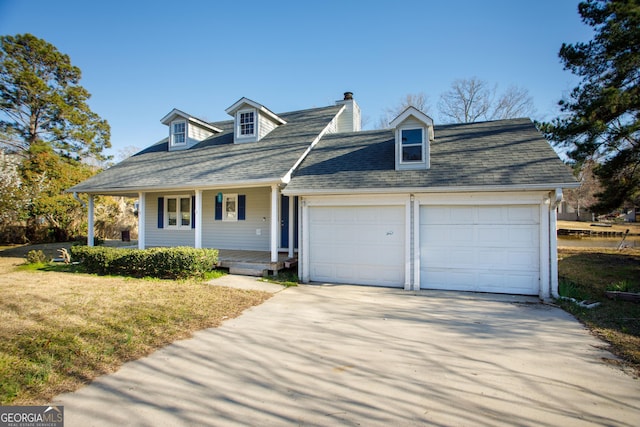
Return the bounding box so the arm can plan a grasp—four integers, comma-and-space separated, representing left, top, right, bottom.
0, 0, 592, 159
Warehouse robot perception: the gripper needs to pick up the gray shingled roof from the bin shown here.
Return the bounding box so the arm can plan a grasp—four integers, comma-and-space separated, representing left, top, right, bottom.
68, 105, 342, 195
283, 118, 577, 194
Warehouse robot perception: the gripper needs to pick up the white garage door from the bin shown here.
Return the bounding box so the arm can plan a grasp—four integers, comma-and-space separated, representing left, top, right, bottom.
420, 205, 540, 295
309, 206, 405, 287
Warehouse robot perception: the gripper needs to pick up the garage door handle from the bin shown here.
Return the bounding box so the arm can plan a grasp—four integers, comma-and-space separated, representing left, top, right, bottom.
387, 231, 393, 236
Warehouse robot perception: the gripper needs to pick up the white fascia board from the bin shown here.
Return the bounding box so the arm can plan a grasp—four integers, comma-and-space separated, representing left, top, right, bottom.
73, 179, 283, 197
188, 117, 223, 133
160, 108, 222, 133
160, 108, 189, 125
281, 105, 346, 185
389, 106, 434, 128
258, 106, 287, 125
225, 97, 254, 114
282, 182, 580, 196
225, 97, 286, 124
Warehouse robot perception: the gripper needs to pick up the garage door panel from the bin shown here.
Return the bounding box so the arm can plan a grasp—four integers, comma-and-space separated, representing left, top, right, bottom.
507, 205, 539, 222
508, 226, 538, 245
424, 269, 476, 290
309, 206, 405, 287
507, 249, 539, 268
420, 204, 540, 295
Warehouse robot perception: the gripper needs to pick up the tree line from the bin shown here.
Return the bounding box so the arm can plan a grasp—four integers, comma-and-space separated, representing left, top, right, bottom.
0, 34, 134, 243
1, 0, 638, 243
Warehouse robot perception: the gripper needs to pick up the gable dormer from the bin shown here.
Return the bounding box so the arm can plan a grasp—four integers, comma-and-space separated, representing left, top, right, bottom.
161, 109, 222, 151
225, 97, 286, 143
390, 107, 434, 170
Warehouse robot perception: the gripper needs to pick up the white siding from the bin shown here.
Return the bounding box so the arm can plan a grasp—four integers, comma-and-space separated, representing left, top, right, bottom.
400, 117, 423, 128
258, 115, 277, 140
188, 124, 214, 145
335, 100, 361, 133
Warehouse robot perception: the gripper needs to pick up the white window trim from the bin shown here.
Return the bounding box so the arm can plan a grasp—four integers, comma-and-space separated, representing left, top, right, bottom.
222, 193, 239, 222
171, 120, 187, 146
399, 127, 425, 164
165, 195, 191, 229
236, 109, 256, 138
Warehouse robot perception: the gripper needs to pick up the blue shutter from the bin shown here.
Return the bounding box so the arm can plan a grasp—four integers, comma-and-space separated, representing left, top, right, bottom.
191, 196, 196, 229
157, 197, 164, 228
215, 198, 222, 220
238, 195, 246, 220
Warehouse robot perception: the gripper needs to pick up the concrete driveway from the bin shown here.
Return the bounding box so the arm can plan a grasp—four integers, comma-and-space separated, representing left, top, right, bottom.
55, 279, 639, 426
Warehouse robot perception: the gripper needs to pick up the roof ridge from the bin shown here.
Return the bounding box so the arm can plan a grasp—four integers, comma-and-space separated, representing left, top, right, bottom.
207, 104, 339, 128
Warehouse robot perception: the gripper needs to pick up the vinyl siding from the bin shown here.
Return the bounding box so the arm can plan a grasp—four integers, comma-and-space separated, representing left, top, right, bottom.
258, 114, 277, 140
145, 192, 195, 246
144, 188, 272, 250
188, 123, 214, 145
203, 187, 271, 250
400, 117, 423, 128
335, 100, 361, 133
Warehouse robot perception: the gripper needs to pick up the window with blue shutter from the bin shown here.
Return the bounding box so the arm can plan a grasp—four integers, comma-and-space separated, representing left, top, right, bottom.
157, 197, 164, 228
238, 195, 246, 220
215, 194, 245, 221
215, 198, 222, 220
191, 196, 196, 228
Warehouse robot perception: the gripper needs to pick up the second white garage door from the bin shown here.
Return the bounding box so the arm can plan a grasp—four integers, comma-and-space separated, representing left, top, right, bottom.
420, 205, 540, 295
309, 206, 405, 287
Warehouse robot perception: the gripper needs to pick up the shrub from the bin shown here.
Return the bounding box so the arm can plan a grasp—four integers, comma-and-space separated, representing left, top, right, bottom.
70, 246, 218, 279
25, 250, 47, 264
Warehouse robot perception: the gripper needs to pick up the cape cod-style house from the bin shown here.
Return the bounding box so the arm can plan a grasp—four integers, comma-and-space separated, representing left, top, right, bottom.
68, 92, 578, 299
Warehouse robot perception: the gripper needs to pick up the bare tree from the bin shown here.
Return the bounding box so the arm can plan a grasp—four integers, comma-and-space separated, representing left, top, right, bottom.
376, 93, 431, 129
562, 159, 602, 220
492, 85, 536, 120
438, 77, 535, 123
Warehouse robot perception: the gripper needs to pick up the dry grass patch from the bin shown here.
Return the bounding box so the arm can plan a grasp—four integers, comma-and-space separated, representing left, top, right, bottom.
558, 247, 640, 376
0, 256, 271, 404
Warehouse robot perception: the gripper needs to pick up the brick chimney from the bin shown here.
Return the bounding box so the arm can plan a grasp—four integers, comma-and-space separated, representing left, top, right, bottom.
335, 91, 361, 132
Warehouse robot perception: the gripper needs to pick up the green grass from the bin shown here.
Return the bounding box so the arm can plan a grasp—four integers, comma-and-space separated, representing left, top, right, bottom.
0, 255, 270, 405
260, 268, 299, 287
558, 248, 640, 375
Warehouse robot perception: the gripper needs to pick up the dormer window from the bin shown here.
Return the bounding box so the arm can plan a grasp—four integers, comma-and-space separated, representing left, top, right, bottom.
239, 110, 255, 136
226, 97, 286, 143
390, 106, 434, 171
171, 121, 186, 146
401, 128, 424, 162
161, 108, 222, 151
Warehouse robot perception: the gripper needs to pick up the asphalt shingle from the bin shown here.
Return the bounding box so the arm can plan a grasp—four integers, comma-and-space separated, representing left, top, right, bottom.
284, 118, 577, 192
68, 105, 342, 195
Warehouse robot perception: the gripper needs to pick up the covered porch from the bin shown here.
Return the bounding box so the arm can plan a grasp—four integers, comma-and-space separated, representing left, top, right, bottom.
82, 183, 299, 269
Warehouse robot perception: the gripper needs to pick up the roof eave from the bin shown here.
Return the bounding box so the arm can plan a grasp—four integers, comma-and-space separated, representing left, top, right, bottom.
68, 178, 285, 197
282, 182, 581, 196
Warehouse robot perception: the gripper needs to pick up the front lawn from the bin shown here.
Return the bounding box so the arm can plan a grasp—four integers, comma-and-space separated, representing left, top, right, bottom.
558, 247, 640, 376
0, 252, 271, 404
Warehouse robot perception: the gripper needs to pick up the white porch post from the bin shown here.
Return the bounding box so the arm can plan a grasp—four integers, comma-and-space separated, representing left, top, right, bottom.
138, 192, 146, 249
87, 195, 95, 247
301, 198, 310, 283
549, 188, 562, 299
288, 196, 294, 258
195, 189, 203, 248
539, 199, 551, 300
270, 184, 279, 263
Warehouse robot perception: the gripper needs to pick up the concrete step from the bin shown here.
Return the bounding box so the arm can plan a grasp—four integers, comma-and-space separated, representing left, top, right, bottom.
229, 264, 267, 277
